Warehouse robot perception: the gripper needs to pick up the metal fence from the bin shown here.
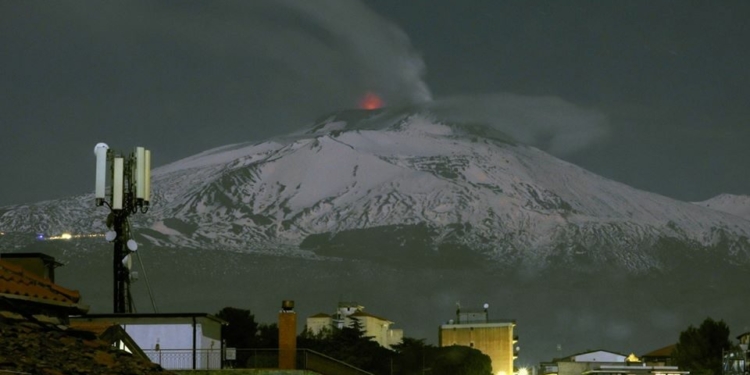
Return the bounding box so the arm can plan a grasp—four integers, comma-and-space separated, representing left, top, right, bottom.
223, 348, 280, 369
298, 349, 373, 375
142, 349, 222, 370
142, 348, 372, 375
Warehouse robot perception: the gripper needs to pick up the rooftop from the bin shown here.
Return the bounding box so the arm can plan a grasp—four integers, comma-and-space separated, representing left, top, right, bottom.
0, 252, 63, 266
0, 314, 170, 374
0, 259, 84, 309
70, 321, 120, 337
73, 312, 228, 325
642, 344, 677, 358
350, 310, 393, 323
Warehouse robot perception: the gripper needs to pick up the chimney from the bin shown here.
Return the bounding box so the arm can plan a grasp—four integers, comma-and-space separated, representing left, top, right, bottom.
278, 300, 297, 369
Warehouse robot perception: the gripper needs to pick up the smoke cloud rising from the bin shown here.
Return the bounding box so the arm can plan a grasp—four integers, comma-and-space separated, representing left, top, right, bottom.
0, 0, 608, 206
424, 94, 610, 156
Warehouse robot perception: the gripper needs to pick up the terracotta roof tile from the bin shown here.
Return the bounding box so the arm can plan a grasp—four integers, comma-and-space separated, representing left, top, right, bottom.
70, 321, 118, 337
0, 259, 81, 305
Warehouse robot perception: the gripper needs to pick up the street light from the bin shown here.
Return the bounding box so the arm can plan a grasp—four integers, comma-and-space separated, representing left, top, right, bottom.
94, 142, 152, 313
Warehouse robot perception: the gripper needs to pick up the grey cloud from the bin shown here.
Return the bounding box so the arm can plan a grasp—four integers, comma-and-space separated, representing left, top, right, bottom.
5, 0, 431, 144
424, 94, 610, 156
604, 320, 634, 341
268, 0, 433, 104
48, 0, 431, 110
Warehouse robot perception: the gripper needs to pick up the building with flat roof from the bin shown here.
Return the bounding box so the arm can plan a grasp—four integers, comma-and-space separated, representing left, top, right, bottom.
71, 312, 226, 370
540, 349, 688, 375
305, 301, 403, 349
439, 304, 516, 375
641, 344, 676, 366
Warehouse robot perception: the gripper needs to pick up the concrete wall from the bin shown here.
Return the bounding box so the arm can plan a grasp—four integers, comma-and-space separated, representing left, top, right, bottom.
440, 322, 515, 375
387, 328, 403, 348
356, 316, 393, 349
306, 316, 331, 335
556, 361, 640, 375
124, 322, 193, 350
557, 362, 591, 375
573, 351, 625, 362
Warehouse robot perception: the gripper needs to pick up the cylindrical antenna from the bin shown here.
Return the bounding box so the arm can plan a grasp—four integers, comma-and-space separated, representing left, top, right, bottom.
94, 143, 109, 203
136, 147, 145, 200
144, 149, 151, 203
113, 157, 124, 210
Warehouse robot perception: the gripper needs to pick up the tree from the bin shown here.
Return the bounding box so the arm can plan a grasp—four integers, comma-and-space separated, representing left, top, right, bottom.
216, 307, 283, 368
391, 337, 431, 375
297, 319, 392, 375
215, 307, 280, 349
391, 338, 492, 375
673, 317, 732, 375
431, 345, 493, 375
216, 306, 259, 349
256, 323, 279, 348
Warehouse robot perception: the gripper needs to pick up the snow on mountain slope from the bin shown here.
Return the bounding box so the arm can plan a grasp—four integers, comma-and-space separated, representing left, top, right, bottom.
693, 194, 750, 221
1, 108, 749, 270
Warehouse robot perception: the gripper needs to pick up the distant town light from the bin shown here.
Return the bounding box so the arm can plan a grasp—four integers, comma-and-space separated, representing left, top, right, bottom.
46, 233, 105, 241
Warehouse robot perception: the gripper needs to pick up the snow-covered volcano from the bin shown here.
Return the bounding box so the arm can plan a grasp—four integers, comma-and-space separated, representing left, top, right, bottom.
4, 106, 750, 365
1, 107, 749, 271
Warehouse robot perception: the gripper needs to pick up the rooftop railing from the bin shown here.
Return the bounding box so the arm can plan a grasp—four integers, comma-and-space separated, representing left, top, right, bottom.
141, 348, 373, 375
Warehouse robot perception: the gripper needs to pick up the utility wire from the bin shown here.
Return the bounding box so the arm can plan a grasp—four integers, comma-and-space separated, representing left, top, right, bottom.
136, 249, 159, 313
127, 218, 159, 313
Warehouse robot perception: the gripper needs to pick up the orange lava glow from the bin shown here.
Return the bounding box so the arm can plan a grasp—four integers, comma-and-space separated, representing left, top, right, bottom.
359, 92, 384, 110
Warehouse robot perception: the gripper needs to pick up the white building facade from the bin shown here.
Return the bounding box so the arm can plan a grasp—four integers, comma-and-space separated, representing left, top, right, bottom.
306, 302, 403, 349
71, 313, 226, 370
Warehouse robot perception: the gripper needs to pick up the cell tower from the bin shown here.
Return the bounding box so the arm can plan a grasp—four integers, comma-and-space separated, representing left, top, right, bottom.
94, 143, 152, 313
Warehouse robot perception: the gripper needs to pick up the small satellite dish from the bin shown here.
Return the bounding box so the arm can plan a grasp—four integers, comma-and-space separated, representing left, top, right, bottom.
105, 231, 117, 242
483, 303, 489, 309
121, 254, 130, 266
127, 239, 138, 251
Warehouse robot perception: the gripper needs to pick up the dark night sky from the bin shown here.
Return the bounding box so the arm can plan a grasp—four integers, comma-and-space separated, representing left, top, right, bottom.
1, 0, 749, 207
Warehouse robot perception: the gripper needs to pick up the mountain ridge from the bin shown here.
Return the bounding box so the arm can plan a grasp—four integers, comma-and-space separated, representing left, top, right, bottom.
694, 193, 750, 221
3, 107, 750, 366
1, 108, 749, 272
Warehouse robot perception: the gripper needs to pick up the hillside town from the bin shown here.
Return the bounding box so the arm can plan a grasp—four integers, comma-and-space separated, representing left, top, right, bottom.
1, 252, 748, 375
